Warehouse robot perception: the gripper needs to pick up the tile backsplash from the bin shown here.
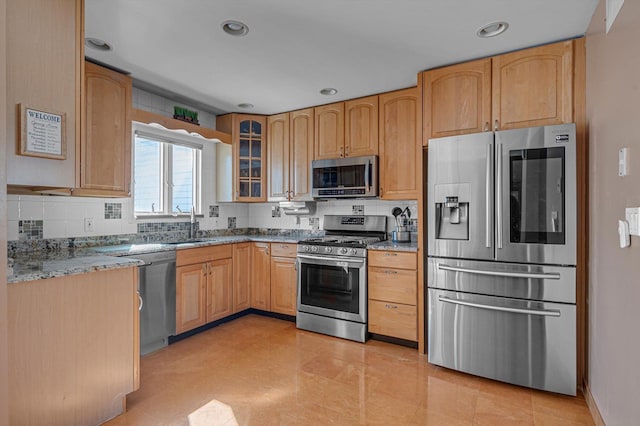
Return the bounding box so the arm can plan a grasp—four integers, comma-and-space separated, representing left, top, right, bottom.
6, 195, 418, 241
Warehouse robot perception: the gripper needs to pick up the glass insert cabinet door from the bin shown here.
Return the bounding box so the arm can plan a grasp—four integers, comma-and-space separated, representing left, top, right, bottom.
234, 116, 266, 201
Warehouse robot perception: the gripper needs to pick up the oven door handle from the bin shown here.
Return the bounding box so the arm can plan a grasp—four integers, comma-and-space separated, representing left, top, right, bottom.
297, 254, 365, 265
438, 296, 561, 317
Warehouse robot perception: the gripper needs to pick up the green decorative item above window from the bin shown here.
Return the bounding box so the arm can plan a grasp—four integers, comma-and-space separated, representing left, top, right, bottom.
173, 106, 199, 125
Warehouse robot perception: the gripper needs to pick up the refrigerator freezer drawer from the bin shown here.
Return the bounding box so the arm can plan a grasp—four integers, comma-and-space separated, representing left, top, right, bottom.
428, 257, 576, 304
428, 288, 576, 395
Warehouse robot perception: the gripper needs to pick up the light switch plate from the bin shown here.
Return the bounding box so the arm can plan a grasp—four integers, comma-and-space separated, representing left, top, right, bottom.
625, 207, 640, 236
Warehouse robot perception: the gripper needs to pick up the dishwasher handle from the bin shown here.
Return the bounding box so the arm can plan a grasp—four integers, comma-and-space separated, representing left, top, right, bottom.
138, 293, 144, 311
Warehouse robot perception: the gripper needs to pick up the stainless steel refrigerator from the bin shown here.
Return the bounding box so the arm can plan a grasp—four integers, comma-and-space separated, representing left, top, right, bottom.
426, 123, 577, 395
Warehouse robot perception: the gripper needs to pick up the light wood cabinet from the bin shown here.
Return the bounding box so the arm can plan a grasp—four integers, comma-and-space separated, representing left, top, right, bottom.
233, 243, 251, 313
315, 97, 379, 160
423, 58, 492, 140
492, 41, 573, 131
267, 109, 314, 202
268, 113, 290, 201
270, 257, 297, 316
8, 267, 139, 425
422, 40, 575, 143
250, 242, 271, 310
217, 114, 267, 201
315, 102, 345, 160
176, 244, 234, 333
76, 61, 132, 197
206, 258, 233, 322
379, 87, 419, 200
176, 263, 207, 334
368, 250, 417, 341
345, 95, 379, 157
269, 243, 298, 316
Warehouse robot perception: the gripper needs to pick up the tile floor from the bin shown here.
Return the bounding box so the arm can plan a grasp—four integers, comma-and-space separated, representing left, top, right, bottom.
105, 315, 594, 425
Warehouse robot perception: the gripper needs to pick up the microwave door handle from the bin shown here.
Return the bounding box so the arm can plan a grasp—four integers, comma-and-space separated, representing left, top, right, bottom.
365, 160, 370, 194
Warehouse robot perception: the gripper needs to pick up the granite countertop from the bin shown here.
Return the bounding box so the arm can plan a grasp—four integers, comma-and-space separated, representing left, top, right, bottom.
9, 234, 418, 283
8, 235, 303, 283
8, 254, 144, 284
367, 240, 419, 252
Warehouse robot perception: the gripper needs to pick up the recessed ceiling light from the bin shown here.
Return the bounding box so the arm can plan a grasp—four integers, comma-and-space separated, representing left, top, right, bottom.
237, 103, 254, 109
320, 88, 338, 96
85, 37, 112, 51
222, 20, 249, 37
477, 22, 509, 38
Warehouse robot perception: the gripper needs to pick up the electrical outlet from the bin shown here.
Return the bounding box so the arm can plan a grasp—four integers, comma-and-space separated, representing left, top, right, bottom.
84, 218, 94, 232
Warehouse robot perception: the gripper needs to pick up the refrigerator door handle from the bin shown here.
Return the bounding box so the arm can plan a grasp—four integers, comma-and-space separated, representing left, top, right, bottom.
485, 143, 492, 248
438, 296, 561, 317
437, 263, 561, 280
496, 143, 503, 249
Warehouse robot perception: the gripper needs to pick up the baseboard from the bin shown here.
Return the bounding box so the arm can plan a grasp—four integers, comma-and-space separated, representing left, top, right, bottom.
584, 383, 606, 426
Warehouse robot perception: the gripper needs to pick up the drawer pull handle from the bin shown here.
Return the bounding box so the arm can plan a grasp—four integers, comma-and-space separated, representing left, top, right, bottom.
384, 270, 398, 275
385, 304, 398, 309
384, 253, 398, 257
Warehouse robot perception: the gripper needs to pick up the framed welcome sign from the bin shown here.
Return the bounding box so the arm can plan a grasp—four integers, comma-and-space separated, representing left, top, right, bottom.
18, 103, 67, 160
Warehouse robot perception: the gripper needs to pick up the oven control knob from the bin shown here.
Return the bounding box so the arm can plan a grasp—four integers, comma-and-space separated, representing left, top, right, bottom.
350, 248, 358, 255
303, 246, 309, 252
311, 246, 319, 253
325, 247, 332, 253
339, 248, 348, 255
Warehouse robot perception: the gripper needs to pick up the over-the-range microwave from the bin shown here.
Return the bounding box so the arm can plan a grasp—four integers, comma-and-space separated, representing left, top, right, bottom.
311, 155, 378, 199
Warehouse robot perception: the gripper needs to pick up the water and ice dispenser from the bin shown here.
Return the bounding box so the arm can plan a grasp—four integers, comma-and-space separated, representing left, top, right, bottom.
434, 183, 469, 240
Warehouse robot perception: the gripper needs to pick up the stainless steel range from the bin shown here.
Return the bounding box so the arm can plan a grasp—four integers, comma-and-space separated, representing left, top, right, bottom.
296, 215, 387, 342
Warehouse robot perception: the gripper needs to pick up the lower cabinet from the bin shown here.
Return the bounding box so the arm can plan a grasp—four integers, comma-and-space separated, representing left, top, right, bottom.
176, 263, 208, 334
206, 258, 233, 322
176, 244, 233, 334
270, 243, 298, 316
250, 242, 271, 310
367, 250, 418, 341
8, 267, 139, 425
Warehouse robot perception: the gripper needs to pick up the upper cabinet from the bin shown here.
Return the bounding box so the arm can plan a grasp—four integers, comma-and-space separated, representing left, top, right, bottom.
315, 97, 378, 160
76, 61, 132, 197
6, 0, 82, 190
345, 96, 379, 157
379, 88, 419, 200
423, 58, 492, 139
217, 114, 267, 202
314, 102, 345, 159
492, 41, 573, 131
422, 40, 575, 144
268, 108, 314, 202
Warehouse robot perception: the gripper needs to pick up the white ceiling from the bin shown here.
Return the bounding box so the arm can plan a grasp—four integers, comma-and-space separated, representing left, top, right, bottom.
85, 0, 598, 116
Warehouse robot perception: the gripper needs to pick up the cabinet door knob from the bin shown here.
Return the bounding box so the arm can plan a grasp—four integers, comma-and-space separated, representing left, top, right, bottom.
484, 121, 490, 132
345, 145, 349, 156
494, 119, 499, 131
340, 146, 344, 158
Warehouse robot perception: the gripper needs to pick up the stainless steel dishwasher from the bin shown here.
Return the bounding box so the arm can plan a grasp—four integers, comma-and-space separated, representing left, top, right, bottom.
122, 250, 176, 356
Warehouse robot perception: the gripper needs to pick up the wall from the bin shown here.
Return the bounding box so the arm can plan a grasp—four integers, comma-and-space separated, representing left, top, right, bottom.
0, 0, 9, 421
7, 195, 417, 241
586, 1, 640, 424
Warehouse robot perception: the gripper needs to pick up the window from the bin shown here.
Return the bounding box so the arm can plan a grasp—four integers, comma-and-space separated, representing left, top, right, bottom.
133, 124, 202, 216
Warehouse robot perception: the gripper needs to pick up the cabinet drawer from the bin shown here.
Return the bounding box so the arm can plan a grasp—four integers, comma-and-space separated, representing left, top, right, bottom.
368, 250, 416, 270
368, 267, 417, 305
368, 300, 417, 341
270, 243, 297, 258
177, 244, 232, 266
